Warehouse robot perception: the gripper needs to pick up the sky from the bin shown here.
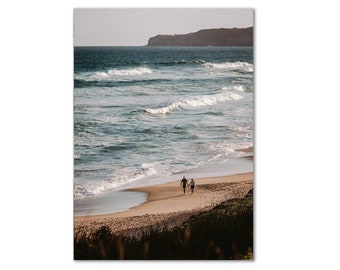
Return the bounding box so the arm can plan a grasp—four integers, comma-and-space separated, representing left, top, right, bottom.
74, 8, 253, 46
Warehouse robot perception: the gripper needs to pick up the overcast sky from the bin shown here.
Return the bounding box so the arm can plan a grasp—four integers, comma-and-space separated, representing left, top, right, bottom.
74, 8, 253, 46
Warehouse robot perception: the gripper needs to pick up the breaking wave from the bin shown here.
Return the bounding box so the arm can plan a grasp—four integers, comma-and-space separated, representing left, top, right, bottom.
105, 67, 153, 76
203, 61, 253, 72
74, 162, 166, 200
144, 86, 244, 115
74, 67, 153, 82
222, 85, 244, 92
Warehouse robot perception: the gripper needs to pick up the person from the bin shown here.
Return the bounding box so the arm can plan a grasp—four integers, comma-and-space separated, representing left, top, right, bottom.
188, 178, 195, 194
180, 176, 188, 194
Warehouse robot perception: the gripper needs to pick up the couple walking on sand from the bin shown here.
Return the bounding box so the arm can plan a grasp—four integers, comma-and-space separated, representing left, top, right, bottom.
180, 176, 195, 194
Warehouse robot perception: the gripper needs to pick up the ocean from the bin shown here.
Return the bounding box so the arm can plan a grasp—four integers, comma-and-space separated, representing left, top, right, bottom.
74, 46, 253, 216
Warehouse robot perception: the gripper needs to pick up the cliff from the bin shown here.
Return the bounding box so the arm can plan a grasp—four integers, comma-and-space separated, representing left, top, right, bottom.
147, 27, 253, 47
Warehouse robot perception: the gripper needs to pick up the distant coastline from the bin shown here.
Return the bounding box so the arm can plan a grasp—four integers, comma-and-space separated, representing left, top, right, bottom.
147, 27, 253, 47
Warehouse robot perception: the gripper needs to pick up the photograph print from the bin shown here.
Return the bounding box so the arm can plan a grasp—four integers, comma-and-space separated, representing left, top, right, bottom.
74, 8, 254, 260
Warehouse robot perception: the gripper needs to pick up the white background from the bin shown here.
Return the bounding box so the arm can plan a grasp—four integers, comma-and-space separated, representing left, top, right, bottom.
1, 0, 339, 269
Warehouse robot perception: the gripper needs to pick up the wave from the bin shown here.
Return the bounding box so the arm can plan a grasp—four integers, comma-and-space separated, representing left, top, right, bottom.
222, 85, 244, 92
74, 67, 153, 82
202, 61, 253, 72
144, 86, 244, 115
74, 78, 170, 88
106, 67, 152, 76
207, 141, 253, 162
74, 162, 163, 200
100, 144, 134, 153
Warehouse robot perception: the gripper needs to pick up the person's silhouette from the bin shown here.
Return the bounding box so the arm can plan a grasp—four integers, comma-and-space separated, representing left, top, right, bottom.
180, 176, 188, 194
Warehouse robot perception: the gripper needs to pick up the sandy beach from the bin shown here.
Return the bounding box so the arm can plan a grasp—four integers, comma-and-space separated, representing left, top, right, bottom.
74, 172, 253, 237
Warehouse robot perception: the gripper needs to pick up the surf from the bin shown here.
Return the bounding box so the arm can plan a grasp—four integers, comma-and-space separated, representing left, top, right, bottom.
144, 86, 244, 115
75, 67, 153, 81
203, 61, 253, 72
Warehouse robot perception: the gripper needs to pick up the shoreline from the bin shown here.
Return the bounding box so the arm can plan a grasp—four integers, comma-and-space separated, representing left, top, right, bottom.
74, 151, 253, 217
74, 172, 253, 236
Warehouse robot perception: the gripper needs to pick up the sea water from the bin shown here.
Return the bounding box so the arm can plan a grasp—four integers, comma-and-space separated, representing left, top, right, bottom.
74, 46, 253, 215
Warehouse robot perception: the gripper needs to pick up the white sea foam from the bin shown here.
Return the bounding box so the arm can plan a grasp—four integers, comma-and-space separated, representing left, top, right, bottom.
94, 71, 109, 77
145, 102, 181, 115
75, 67, 153, 82
74, 164, 159, 200
74, 160, 179, 200
203, 61, 253, 72
145, 87, 244, 115
208, 141, 253, 162
107, 67, 153, 76
222, 85, 244, 92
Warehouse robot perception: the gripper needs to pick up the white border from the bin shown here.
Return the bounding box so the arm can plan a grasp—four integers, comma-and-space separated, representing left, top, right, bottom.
1, 1, 340, 269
